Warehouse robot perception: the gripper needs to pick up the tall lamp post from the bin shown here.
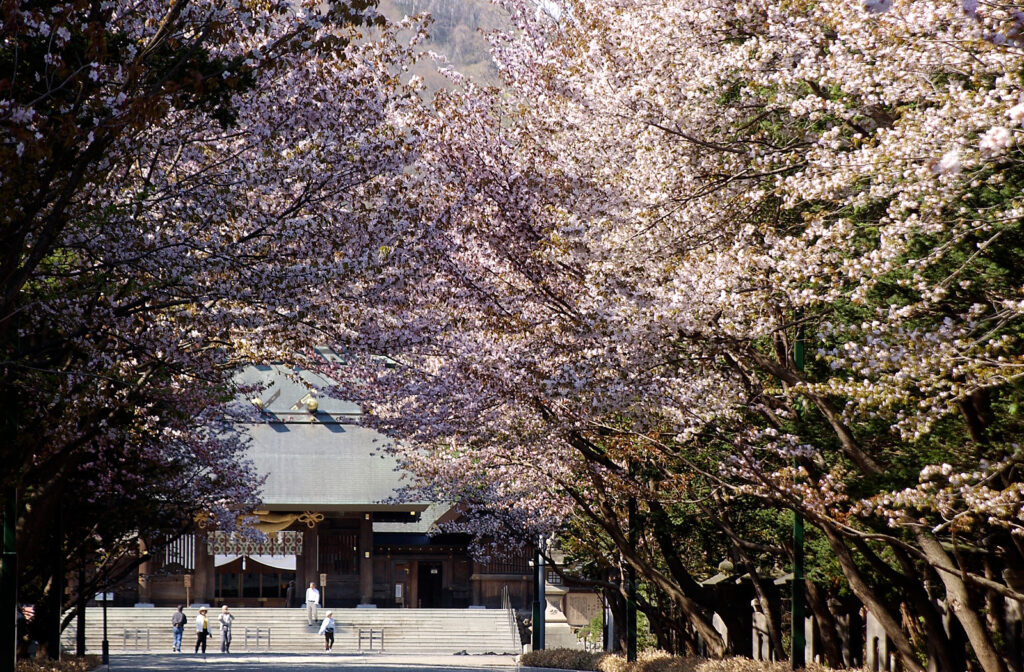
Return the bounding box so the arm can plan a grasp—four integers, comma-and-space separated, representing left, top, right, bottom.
2, 491, 16, 672
531, 537, 545, 651
791, 333, 806, 669
101, 590, 109, 666
626, 494, 637, 663
602, 591, 614, 652
625, 458, 638, 663
792, 512, 805, 667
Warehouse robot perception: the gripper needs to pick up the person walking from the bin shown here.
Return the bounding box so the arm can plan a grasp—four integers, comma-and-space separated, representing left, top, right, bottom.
170, 605, 187, 652
305, 582, 320, 625
194, 607, 210, 655
218, 605, 234, 653
318, 611, 336, 652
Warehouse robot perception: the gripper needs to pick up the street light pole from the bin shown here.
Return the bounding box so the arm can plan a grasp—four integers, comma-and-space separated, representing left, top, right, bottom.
531, 537, 545, 651
602, 592, 614, 652
76, 557, 86, 656
101, 591, 109, 666
791, 333, 806, 669
2, 489, 17, 672
792, 512, 805, 667
626, 494, 637, 662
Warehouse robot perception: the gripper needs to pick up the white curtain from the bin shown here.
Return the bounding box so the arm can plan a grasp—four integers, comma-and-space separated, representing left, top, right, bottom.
214, 554, 296, 570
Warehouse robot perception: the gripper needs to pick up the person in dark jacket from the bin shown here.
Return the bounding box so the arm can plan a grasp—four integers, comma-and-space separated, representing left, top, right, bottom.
171, 605, 187, 652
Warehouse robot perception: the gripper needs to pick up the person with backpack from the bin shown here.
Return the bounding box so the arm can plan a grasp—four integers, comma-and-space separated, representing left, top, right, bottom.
171, 605, 187, 652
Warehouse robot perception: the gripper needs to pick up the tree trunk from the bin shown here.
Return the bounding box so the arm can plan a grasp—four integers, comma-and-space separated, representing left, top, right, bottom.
648, 501, 713, 604
917, 533, 1008, 672
891, 547, 961, 672
859, 538, 963, 672
702, 503, 785, 658
607, 584, 627, 653
805, 579, 844, 667
983, 559, 1009, 670
580, 469, 729, 657
31, 579, 62, 660
637, 591, 686, 653
645, 588, 671, 651
913, 584, 961, 672
824, 528, 926, 672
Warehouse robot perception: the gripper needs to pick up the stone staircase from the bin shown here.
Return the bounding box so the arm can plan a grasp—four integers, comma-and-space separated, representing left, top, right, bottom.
61, 607, 521, 655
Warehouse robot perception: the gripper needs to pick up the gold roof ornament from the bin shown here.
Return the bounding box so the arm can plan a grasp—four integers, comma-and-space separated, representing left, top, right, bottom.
253, 512, 299, 533
297, 511, 325, 528
247, 511, 324, 533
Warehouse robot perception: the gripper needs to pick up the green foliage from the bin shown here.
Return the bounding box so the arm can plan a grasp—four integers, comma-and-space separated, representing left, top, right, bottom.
577, 613, 604, 650
626, 608, 658, 653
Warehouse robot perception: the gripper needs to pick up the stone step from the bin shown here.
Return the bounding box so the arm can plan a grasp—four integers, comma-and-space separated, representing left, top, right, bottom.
61, 607, 521, 654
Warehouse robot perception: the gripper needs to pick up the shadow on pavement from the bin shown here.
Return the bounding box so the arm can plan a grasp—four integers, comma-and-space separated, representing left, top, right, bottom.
91, 652, 519, 672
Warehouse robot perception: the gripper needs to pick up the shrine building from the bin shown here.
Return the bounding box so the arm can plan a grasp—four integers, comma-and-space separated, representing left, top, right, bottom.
137, 357, 535, 610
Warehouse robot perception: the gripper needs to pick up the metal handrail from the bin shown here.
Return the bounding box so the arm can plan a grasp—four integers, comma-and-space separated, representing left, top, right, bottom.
243, 626, 271, 650
501, 585, 519, 649
122, 627, 150, 650
357, 627, 384, 651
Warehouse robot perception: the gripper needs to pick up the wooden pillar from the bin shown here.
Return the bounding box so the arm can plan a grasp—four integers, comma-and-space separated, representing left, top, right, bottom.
137, 538, 152, 604
193, 533, 215, 605
302, 528, 317, 596
359, 515, 373, 604
471, 559, 482, 606
410, 560, 419, 608
395, 561, 410, 608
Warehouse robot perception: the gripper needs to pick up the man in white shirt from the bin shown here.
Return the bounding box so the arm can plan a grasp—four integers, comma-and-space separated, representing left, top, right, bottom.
305, 582, 321, 625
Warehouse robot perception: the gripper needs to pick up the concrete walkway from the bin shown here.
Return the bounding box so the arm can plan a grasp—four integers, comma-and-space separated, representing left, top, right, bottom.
89, 652, 520, 672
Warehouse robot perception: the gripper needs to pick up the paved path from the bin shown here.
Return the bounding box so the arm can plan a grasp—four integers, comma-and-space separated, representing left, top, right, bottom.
90, 653, 520, 672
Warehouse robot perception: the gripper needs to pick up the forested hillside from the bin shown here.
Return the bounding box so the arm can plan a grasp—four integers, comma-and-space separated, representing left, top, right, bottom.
381, 0, 506, 88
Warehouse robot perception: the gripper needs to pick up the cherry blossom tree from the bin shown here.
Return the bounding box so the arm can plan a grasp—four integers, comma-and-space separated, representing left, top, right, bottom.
353, 1, 1024, 669
1, 0, 428, 657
